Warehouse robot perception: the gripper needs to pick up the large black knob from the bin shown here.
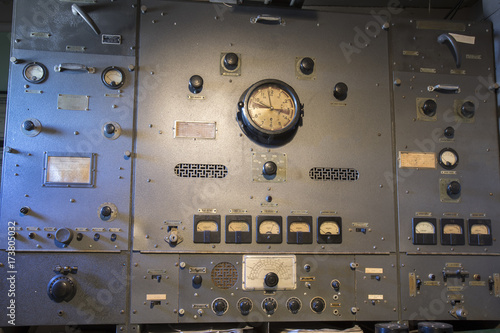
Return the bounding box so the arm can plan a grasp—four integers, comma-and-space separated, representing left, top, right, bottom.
311, 297, 326, 313
287, 298, 301, 314
418, 322, 453, 333
47, 275, 76, 303
300, 57, 314, 75
422, 99, 437, 117
101, 206, 112, 217
447, 181, 461, 196
104, 123, 115, 135
192, 275, 202, 285
264, 272, 279, 287
263, 161, 278, 176
23, 120, 35, 131
55, 228, 73, 246
461, 101, 475, 118
263, 298, 277, 314
212, 298, 228, 315
444, 127, 455, 139
333, 82, 348, 101
375, 323, 409, 333
189, 75, 203, 94
224, 53, 239, 71
238, 298, 252, 315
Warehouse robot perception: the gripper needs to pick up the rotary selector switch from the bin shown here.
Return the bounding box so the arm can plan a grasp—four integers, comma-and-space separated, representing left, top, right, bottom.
47, 275, 77, 303
192, 274, 202, 286
223, 53, 239, 71
212, 298, 228, 316
21, 118, 42, 137
287, 297, 302, 314
460, 101, 475, 119
238, 297, 253, 315
263, 161, 278, 177
299, 57, 315, 75
102, 121, 121, 140
262, 297, 277, 315
55, 228, 74, 247
189, 75, 204, 94
98, 202, 118, 222
447, 181, 461, 197
310, 297, 326, 313
421, 99, 437, 117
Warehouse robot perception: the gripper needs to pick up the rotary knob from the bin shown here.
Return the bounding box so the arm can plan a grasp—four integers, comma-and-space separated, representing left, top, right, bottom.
333, 82, 348, 101
104, 123, 115, 135
331, 279, 341, 290
47, 275, 77, 303
447, 181, 461, 196
287, 297, 301, 314
263, 161, 278, 176
224, 53, 239, 71
264, 272, 279, 287
192, 275, 202, 286
460, 101, 475, 118
22, 120, 35, 131
212, 298, 228, 316
189, 75, 203, 94
55, 228, 73, 246
422, 99, 437, 117
101, 206, 112, 217
262, 297, 277, 315
238, 298, 252, 315
444, 126, 455, 138
417, 322, 453, 333
311, 297, 326, 313
300, 57, 314, 75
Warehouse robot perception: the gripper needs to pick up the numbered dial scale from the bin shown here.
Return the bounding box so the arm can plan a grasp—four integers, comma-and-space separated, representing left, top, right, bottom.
256, 216, 282, 243
238, 79, 303, 146
23, 62, 48, 84
101, 66, 125, 89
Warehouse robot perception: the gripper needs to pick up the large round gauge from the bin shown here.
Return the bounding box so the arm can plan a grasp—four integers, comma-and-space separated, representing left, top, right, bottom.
101, 66, 124, 89
23, 62, 47, 84
438, 148, 459, 170
238, 79, 303, 146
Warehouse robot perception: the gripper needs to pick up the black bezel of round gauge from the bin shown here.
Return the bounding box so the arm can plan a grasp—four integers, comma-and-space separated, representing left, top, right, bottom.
438, 147, 459, 170
23, 62, 48, 84
101, 66, 125, 89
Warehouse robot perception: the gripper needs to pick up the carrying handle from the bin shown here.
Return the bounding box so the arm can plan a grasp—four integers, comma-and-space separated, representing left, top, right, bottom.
437, 33, 461, 68
54, 63, 96, 74
427, 84, 460, 93
250, 14, 285, 26
71, 4, 101, 35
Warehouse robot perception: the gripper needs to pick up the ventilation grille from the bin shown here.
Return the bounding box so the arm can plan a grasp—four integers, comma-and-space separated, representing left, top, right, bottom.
309, 167, 359, 181
174, 163, 228, 179
211, 262, 238, 289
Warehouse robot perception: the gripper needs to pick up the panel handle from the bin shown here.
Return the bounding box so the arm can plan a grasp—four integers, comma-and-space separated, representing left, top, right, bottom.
250, 14, 285, 26
427, 84, 460, 93
54, 63, 96, 73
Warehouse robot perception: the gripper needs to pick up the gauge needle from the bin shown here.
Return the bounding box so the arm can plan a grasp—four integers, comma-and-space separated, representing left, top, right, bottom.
272, 108, 291, 115
267, 88, 273, 109
252, 102, 271, 109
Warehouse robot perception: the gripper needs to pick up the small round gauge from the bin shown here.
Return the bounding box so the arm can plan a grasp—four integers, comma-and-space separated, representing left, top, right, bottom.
228, 221, 249, 232
259, 220, 280, 235
101, 66, 125, 89
415, 221, 435, 234
438, 148, 459, 170
443, 224, 462, 234
319, 221, 340, 235
23, 62, 47, 84
471, 224, 490, 235
289, 222, 310, 233
197, 221, 219, 232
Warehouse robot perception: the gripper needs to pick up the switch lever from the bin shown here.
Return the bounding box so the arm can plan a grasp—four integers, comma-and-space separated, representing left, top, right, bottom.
72, 4, 101, 35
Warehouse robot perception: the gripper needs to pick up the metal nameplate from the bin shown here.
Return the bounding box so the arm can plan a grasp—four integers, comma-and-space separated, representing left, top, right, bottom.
147, 269, 167, 274
242, 255, 296, 291
26, 227, 40, 231
102, 34, 122, 45
174, 121, 216, 139
261, 209, 278, 214
330, 303, 341, 308
409, 273, 416, 297
470, 213, 486, 217
447, 286, 464, 292
75, 228, 89, 232
352, 222, 369, 228
30, 32, 50, 38
57, 94, 90, 111
366, 268, 383, 274
187, 95, 205, 100
320, 211, 337, 215
416, 20, 466, 31
104, 93, 122, 98
229, 209, 248, 214
198, 208, 216, 214
92, 228, 106, 232
146, 294, 166, 301
420, 68, 437, 73
443, 212, 459, 217
494, 274, 500, 297
415, 212, 432, 217
192, 304, 209, 309
108, 228, 122, 233
189, 267, 207, 274
261, 203, 278, 207
291, 210, 308, 215
441, 171, 457, 175
299, 277, 315, 281
66, 45, 86, 52
330, 102, 347, 107
450, 69, 466, 75
445, 263, 462, 268
466, 54, 482, 60
59, 0, 96, 3
368, 294, 384, 300
447, 294, 463, 301
423, 281, 440, 286
44, 227, 57, 232
399, 151, 436, 169
469, 281, 486, 287
25, 90, 42, 94
403, 50, 419, 56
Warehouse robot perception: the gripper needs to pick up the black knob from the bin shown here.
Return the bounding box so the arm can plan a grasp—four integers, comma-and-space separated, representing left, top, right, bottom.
192, 275, 202, 285
23, 120, 35, 131
29, 232, 35, 239
461, 101, 475, 118
447, 181, 461, 196
300, 57, 314, 75
55, 228, 73, 246
422, 99, 437, 117
444, 127, 455, 139
287, 298, 301, 313
331, 280, 340, 290
213, 299, 228, 315
189, 75, 203, 94
263, 298, 277, 313
311, 297, 325, 313
333, 82, 348, 101
239, 299, 252, 315
375, 323, 409, 333
263, 161, 278, 176
264, 272, 279, 287
101, 206, 112, 217
20, 207, 30, 215
76, 233, 83, 241
224, 53, 239, 70
104, 123, 115, 135
47, 276, 76, 303
417, 322, 453, 333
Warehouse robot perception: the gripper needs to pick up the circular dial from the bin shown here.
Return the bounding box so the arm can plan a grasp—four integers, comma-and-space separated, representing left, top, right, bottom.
259, 220, 280, 235
228, 221, 249, 232
471, 224, 490, 235
197, 221, 218, 232
319, 221, 340, 235
438, 148, 459, 170
102, 66, 124, 89
289, 222, 310, 233
23, 62, 47, 83
415, 221, 435, 234
443, 224, 462, 234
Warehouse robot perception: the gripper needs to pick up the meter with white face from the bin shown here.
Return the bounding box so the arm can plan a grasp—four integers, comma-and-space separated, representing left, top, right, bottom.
193, 215, 221, 243
102, 66, 125, 89
226, 215, 252, 244
317, 217, 342, 244
469, 219, 493, 246
413, 218, 437, 245
256, 216, 282, 243
441, 218, 465, 246
287, 217, 312, 244
438, 148, 459, 170
23, 62, 48, 83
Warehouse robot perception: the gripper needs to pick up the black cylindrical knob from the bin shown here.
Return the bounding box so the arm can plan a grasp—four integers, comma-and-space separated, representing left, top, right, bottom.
20, 207, 30, 215
375, 323, 409, 333
189, 75, 203, 94
287, 298, 301, 313
239, 299, 252, 314
263, 161, 278, 176
104, 123, 115, 135
311, 297, 325, 313
444, 126, 455, 138
332, 280, 340, 290
333, 82, 348, 101
48, 276, 76, 303
461, 101, 475, 118
101, 206, 112, 217
55, 228, 73, 245
192, 275, 202, 285
28, 232, 35, 239
213, 299, 227, 313
418, 322, 453, 333
23, 120, 35, 131
300, 57, 314, 75
264, 299, 277, 312
422, 99, 437, 117
264, 272, 279, 287
447, 181, 461, 196
224, 53, 239, 70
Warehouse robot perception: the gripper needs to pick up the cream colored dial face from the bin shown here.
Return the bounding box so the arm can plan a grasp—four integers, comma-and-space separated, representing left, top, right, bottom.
289, 222, 310, 233
228, 221, 250, 232
471, 224, 490, 235
319, 221, 340, 235
259, 220, 280, 235
443, 224, 462, 234
247, 83, 295, 132
415, 221, 435, 234
196, 221, 218, 232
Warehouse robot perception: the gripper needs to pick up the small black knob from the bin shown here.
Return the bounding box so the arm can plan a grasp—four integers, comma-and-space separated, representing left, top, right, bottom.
239, 299, 252, 314
23, 120, 35, 131
189, 75, 203, 94
333, 82, 348, 101
300, 57, 314, 75
101, 206, 112, 217
55, 228, 73, 246
224, 53, 239, 70
311, 297, 325, 313
263, 161, 277, 176
264, 299, 277, 313
192, 275, 203, 285
444, 127, 455, 139
48, 276, 76, 303
422, 99, 437, 117
461, 101, 475, 118
447, 181, 461, 196
213, 299, 227, 314
20, 207, 30, 215
29, 232, 35, 239
331, 280, 340, 290
76, 233, 83, 241
287, 298, 301, 313
264, 272, 279, 287
104, 123, 115, 135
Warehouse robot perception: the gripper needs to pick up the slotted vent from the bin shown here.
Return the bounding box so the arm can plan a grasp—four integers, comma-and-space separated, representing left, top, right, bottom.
211, 262, 238, 289
309, 167, 359, 181
174, 163, 228, 179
